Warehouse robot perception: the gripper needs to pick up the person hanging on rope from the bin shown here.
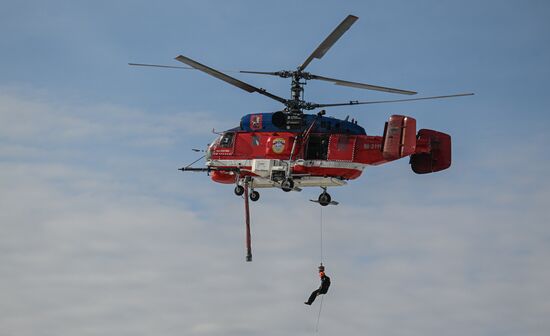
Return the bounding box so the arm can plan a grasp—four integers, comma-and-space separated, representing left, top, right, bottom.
304, 264, 331, 305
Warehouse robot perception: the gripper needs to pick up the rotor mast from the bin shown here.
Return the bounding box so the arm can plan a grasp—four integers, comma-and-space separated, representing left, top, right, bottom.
290, 70, 305, 112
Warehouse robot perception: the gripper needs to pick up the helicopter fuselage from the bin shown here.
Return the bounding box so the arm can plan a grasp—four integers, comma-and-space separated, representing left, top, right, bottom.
204, 112, 447, 190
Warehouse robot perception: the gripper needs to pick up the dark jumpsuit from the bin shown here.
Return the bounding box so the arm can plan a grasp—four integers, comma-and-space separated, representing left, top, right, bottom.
306, 275, 331, 304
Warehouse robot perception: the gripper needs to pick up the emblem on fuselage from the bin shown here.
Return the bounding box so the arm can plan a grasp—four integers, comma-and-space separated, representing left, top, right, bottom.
250, 114, 263, 130
272, 138, 286, 154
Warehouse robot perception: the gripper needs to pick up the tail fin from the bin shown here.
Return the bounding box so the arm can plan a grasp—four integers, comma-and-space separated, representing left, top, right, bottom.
410, 129, 452, 174
382, 115, 417, 160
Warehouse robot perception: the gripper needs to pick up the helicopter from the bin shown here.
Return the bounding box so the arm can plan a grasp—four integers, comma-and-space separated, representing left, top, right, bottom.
130, 15, 472, 261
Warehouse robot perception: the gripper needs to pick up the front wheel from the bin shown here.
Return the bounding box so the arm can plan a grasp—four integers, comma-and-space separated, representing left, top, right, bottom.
250, 190, 260, 202
234, 185, 245, 196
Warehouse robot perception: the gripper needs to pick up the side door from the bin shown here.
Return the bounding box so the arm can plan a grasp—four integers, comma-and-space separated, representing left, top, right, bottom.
305, 134, 330, 160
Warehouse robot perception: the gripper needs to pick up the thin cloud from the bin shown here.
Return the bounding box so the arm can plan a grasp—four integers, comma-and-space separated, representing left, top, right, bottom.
0, 88, 228, 148
1, 89, 549, 336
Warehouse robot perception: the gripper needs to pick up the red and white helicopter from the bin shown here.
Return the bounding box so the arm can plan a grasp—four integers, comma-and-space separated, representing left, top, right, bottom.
131, 15, 472, 261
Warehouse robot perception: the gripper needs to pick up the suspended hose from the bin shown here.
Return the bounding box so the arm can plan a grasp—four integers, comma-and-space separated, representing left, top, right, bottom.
319, 206, 324, 264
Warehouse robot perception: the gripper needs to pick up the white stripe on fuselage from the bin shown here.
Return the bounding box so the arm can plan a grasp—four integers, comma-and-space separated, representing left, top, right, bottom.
207, 159, 362, 189
207, 159, 366, 171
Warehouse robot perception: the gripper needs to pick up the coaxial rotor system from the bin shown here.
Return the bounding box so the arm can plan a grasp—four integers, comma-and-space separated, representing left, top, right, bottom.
130, 15, 473, 113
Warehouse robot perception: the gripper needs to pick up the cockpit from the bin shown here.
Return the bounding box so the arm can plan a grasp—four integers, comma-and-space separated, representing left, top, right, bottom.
219, 132, 235, 148
206, 131, 237, 160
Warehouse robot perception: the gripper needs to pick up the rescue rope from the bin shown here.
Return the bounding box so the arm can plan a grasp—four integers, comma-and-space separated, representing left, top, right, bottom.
315, 295, 324, 333
315, 206, 325, 334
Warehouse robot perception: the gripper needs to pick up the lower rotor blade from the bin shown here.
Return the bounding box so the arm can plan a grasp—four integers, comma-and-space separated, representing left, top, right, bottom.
129, 62, 248, 73
239, 70, 281, 76
311, 93, 474, 109
175, 55, 288, 105
310, 74, 417, 95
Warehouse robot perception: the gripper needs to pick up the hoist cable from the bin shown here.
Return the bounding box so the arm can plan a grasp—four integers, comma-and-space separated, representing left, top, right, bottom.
315, 294, 325, 333
314, 206, 325, 334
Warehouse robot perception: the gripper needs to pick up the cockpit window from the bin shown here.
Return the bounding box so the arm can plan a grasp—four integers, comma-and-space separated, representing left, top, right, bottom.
219, 132, 235, 148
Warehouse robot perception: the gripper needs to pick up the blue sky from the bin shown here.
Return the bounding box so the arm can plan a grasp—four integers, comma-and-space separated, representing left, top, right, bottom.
1, 1, 549, 336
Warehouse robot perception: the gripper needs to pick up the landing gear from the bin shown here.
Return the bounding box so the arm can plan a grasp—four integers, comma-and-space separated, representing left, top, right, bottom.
234, 185, 245, 196
281, 178, 294, 192
235, 176, 260, 201
311, 186, 338, 206
318, 191, 331, 206
234, 172, 244, 196
250, 190, 260, 202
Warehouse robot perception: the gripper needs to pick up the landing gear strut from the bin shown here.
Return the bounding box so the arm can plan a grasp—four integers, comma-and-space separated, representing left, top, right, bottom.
234, 172, 244, 196
237, 177, 260, 201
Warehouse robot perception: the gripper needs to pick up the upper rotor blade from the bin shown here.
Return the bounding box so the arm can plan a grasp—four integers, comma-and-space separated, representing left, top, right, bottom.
311, 93, 474, 109
129, 62, 195, 70
310, 74, 417, 95
175, 55, 288, 105
299, 15, 359, 71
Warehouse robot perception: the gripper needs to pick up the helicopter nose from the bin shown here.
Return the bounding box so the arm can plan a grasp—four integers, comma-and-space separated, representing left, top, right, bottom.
205, 143, 213, 160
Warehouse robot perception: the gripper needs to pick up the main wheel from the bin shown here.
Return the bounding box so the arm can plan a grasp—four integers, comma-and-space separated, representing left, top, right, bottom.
281, 178, 294, 192
318, 192, 331, 206
234, 185, 245, 196
250, 190, 260, 202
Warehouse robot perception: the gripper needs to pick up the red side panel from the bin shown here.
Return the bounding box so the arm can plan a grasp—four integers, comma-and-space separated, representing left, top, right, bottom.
233, 133, 253, 157
354, 135, 385, 165
327, 134, 356, 161
382, 115, 416, 160
410, 129, 452, 174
